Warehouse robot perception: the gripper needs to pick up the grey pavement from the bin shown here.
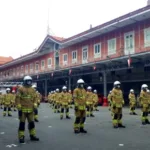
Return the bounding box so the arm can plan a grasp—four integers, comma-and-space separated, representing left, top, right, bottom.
0, 104, 150, 150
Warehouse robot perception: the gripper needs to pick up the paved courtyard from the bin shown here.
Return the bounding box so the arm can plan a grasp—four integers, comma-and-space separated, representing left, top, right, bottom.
0, 104, 150, 150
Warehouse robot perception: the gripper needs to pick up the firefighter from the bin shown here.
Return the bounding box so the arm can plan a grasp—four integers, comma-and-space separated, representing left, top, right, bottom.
147, 89, 150, 114
48, 92, 51, 107
86, 86, 94, 117
111, 81, 125, 128
108, 91, 112, 111
3, 88, 12, 117
129, 89, 137, 115
53, 90, 57, 113
139, 84, 150, 125
37, 91, 41, 107
73, 79, 87, 134
68, 90, 73, 108
32, 85, 39, 122
0, 91, 3, 109
16, 75, 39, 143
55, 88, 61, 113
93, 90, 99, 111
11, 90, 17, 111
60, 86, 70, 119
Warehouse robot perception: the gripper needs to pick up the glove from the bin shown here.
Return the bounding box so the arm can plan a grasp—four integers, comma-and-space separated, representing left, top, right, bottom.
18, 110, 22, 117
74, 106, 78, 111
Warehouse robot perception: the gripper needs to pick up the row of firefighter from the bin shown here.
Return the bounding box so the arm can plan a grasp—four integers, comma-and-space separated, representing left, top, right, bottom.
0, 85, 42, 122
47, 85, 99, 119
107, 81, 150, 128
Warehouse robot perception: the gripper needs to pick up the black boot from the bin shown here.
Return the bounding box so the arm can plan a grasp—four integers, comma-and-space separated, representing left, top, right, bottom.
60, 116, 63, 120
30, 135, 39, 141
145, 119, 150, 124
57, 110, 60, 113
74, 130, 80, 134
118, 124, 126, 128
66, 116, 71, 119
80, 128, 87, 133
90, 114, 95, 117
8, 114, 12, 117
142, 122, 146, 125
34, 119, 39, 122
113, 125, 118, 128
19, 136, 25, 144
133, 112, 137, 115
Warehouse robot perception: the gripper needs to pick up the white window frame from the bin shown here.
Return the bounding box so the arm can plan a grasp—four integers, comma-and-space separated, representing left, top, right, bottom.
63, 53, 68, 65
107, 38, 116, 55
35, 61, 39, 73
41, 60, 45, 70
25, 65, 28, 74
30, 63, 33, 73
72, 50, 77, 63
144, 27, 150, 47
47, 58, 52, 68
21, 65, 24, 76
124, 31, 135, 55
82, 46, 88, 63
94, 43, 101, 58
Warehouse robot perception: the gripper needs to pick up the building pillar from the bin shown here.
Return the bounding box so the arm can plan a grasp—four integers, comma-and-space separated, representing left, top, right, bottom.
44, 79, 48, 98
103, 71, 107, 97
68, 76, 71, 90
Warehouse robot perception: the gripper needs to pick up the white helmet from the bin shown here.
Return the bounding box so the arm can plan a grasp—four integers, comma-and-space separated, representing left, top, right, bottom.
69, 90, 71, 93
23, 75, 32, 81
56, 88, 59, 92
109, 91, 112, 93
6, 88, 10, 91
147, 89, 150, 93
87, 86, 92, 90
53, 90, 56, 93
62, 86, 67, 90
12, 90, 15, 93
93, 90, 97, 93
51, 91, 53, 94
114, 81, 121, 85
77, 79, 84, 84
32, 85, 37, 88
130, 89, 134, 93
141, 84, 148, 89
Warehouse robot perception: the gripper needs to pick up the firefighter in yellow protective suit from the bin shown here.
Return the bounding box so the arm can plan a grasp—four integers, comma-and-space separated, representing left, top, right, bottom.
111, 81, 125, 128
51, 91, 55, 110
48, 91, 53, 107
60, 86, 71, 119
93, 90, 99, 111
3, 88, 12, 117
68, 90, 73, 108
147, 89, 150, 114
129, 89, 137, 115
11, 90, 17, 111
139, 84, 150, 125
37, 91, 41, 107
108, 91, 112, 111
55, 88, 61, 113
86, 86, 94, 117
16, 75, 39, 143
0, 91, 3, 109
53, 91, 58, 113
73, 79, 87, 134
32, 85, 39, 122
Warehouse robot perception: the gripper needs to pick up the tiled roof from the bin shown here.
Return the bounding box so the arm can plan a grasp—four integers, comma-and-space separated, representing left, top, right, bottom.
0, 56, 13, 65
50, 35, 65, 42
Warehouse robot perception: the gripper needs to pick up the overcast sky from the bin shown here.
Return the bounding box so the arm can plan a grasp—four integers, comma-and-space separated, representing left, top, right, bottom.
0, 0, 147, 59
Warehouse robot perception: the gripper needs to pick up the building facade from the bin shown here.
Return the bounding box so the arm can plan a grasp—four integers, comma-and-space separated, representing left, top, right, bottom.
0, 5, 150, 100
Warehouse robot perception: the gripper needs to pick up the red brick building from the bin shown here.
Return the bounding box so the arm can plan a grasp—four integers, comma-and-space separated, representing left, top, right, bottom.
0, 5, 150, 99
